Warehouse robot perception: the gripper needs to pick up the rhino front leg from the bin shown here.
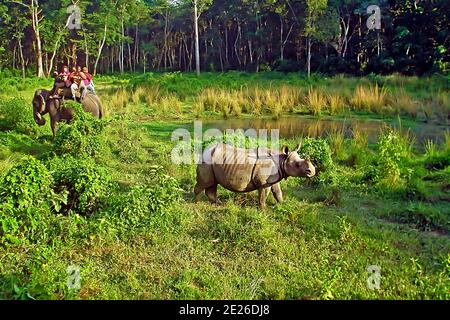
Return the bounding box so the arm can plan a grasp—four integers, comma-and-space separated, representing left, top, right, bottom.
271, 183, 284, 203
258, 187, 270, 209
206, 184, 221, 205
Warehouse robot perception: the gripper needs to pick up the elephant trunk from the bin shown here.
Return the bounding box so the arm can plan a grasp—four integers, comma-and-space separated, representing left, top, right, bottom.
33, 91, 46, 126
34, 110, 46, 126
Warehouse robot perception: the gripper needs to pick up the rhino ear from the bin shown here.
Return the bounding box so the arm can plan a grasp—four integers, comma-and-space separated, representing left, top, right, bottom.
282, 146, 289, 155
294, 144, 301, 153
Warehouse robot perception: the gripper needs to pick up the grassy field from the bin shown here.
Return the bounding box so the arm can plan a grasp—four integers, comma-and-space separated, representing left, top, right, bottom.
0, 72, 449, 300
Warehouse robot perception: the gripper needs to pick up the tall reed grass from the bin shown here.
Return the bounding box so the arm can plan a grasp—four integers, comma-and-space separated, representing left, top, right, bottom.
351, 84, 388, 113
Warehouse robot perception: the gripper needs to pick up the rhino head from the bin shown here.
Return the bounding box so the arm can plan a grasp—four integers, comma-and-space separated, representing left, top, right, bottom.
282, 144, 316, 178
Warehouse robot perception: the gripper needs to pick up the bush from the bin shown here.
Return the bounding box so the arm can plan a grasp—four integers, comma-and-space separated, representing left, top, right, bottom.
54, 102, 106, 157
0, 97, 39, 135
48, 156, 112, 215
0, 156, 54, 209
374, 129, 411, 186
0, 203, 54, 245
0, 156, 61, 245
299, 138, 334, 173
108, 166, 181, 230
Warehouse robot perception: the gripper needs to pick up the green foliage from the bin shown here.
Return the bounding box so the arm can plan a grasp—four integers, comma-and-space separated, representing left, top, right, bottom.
54, 102, 106, 157
374, 129, 411, 186
0, 156, 53, 209
0, 97, 38, 135
108, 166, 181, 230
299, 137, 333, 173
0, 203, 53, 245
1, 74, 449, 300
0, 157, 63, 245
0, 76, 53, 92
48, 155, 112, 215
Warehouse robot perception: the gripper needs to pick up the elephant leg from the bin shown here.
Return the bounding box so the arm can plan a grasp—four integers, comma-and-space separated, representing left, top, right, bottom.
49, 100, 62, 137
258, 187, 270, 209
205, 185, 221, 205
51, 117, 58, 137
271, 183, 284, 203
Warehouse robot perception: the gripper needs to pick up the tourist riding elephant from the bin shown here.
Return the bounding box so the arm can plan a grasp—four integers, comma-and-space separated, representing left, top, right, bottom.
33, 89, 103, 136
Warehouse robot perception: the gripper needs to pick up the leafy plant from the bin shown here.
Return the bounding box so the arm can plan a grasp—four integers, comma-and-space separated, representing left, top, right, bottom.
299, 137, 333, 173
48, 155, 112, 215
108, 166, 181, 230
0, 97, 39, 135
371, 129, 413, 188
0, 156, 54, 209
54, 102, 106, 157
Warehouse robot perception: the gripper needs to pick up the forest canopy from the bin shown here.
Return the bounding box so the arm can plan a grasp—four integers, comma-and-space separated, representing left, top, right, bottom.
0, 0, 449, 77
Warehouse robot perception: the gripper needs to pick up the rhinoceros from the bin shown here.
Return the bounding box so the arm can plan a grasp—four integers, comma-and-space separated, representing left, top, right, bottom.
194, 143, 316, 208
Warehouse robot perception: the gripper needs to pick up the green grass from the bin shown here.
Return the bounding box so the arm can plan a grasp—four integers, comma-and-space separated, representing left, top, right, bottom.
0, 73, 449, 300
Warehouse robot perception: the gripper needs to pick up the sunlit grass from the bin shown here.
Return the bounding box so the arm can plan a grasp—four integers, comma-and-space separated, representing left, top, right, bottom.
351, 84, 388, 113
305, 88, 327, 116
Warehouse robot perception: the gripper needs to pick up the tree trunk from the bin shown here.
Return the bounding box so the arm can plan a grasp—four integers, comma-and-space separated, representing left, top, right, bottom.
307, 37, 312, 78
84, 29, 89, 69
94, 22, 108, 75
120, 18, 124, 73
47, 34, 62, 77
234, 20, 242, 67
225, 24, 229, 66
134, 24, 139, 71
194, 0, 201, 76
31, 0, 44, 77
18, 38, 26, 78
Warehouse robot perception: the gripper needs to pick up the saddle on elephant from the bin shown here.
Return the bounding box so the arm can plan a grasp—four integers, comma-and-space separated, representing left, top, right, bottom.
51, 85, 84, 101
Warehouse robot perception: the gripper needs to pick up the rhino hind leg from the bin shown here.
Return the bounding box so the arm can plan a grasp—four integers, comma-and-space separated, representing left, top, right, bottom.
205, 185, 221, 205
258, 187, 270, 209
194, 183, 206, 202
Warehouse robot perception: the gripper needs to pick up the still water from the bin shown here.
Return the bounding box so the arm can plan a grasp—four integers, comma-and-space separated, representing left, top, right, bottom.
201, 116, 448, 145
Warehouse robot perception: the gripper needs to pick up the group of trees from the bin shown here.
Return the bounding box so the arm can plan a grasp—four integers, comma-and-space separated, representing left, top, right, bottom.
0, 0, 448, 77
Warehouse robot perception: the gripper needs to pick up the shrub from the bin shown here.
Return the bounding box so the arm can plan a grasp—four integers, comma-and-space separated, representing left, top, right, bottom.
54, 102, 106, 157
108, 166, 181, 230
0, 97, 38, 135
0, 203, 54, 245
48, 156, 112, 215
0, 156, 54, 209
299, 138, 333, 173
373, 129, 412, 187
0, 156, 60, 245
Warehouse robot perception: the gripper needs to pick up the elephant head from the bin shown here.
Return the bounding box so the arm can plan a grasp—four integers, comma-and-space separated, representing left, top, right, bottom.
33, 89, 48, 126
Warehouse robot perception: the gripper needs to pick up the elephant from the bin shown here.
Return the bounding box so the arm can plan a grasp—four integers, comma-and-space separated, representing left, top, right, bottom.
33, 89, 103, 136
